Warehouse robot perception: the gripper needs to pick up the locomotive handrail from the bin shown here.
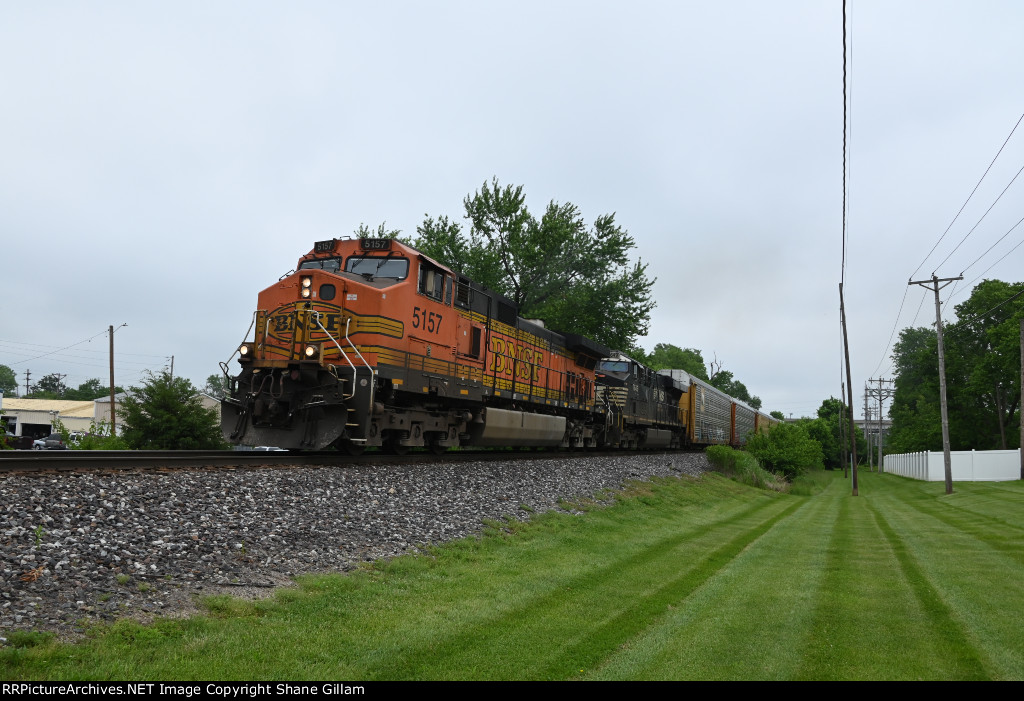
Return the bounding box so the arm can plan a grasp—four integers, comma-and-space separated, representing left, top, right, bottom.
343, 316, 373, 375
343, 315, 377, 444
311, 311, 357, 401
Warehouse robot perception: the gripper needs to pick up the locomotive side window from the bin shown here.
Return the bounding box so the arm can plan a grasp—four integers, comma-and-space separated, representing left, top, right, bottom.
455, 278, 472, 307
299, 257, 342, 273
344, 256, 409, 279
418, 261, 446, 301
598, 360, 629, 374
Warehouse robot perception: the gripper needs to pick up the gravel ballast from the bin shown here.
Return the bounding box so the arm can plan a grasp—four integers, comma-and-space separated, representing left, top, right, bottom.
0, 452, 708, 640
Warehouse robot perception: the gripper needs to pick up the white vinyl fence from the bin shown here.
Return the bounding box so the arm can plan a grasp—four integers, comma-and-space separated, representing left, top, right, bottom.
883, 449, 1021, 482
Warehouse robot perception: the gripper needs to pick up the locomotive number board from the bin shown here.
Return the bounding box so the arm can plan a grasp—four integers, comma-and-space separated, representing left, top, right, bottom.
360, 238, 393, 250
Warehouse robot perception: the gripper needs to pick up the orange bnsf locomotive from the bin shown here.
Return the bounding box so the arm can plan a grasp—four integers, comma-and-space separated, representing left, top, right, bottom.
221, 237, 613, 452
221, 237, 778, 452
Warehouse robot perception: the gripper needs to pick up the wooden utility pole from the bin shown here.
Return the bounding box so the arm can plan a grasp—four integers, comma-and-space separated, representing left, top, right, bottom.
909, 275, 962, 495
877, 379, 886, 474
839, 283, 858, 495
109, 325, 116, 436
108, 323, 127, 436
840, 393, 848, 479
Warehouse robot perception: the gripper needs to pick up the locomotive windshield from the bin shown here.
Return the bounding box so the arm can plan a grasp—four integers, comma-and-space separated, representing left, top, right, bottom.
597, 360, 630, 374
299, 257, 342, 273
345, 256, 409, 279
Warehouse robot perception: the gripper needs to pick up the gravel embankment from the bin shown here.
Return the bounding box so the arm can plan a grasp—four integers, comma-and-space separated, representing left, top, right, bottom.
0, 452, 708, 640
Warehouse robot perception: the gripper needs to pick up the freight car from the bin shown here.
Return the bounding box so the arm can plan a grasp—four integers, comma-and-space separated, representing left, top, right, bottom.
655, 369, 778, 446
221, 237, 778, 452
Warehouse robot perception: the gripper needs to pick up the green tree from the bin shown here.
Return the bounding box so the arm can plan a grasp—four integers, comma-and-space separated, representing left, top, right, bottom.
888, 280, 1023, 452
64, 378, 119, 401
770, 410, 785, 420
645, 343, 709, 380
118, 371, 227, 450
27, 373, 67, 398
642, 343, 764, 407
887, 327, 943, 453
805, 397, 866, 469
709, 369, 762, 409
947, 279, 1023, 449
0, 364, 17, 396
203, 374, 230, 400
412, 178, 656, 351
356, 222, 401, 239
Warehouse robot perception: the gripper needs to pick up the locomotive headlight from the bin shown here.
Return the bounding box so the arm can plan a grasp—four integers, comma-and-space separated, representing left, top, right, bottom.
301, 276, 312, 288
303, 344, 321, 360
300, 276, 313, 298
301, 287, 311, 298
238, 343, 254, 362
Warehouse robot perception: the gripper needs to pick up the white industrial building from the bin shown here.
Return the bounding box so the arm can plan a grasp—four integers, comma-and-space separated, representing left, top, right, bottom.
1, 393, 221, 439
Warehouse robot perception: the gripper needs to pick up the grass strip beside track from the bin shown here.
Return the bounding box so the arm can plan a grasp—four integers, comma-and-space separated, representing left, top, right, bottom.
2, 471, 1023, 680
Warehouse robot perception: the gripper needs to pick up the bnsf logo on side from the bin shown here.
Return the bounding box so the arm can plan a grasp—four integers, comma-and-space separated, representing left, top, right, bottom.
489, 337, 544, 381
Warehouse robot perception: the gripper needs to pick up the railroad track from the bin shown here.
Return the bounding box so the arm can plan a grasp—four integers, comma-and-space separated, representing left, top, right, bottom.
0, 448, 645, 473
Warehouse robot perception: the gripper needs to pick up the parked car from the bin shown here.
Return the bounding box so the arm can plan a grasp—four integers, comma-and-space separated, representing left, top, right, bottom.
32, 434, 68, 450
3, 433, 34, 450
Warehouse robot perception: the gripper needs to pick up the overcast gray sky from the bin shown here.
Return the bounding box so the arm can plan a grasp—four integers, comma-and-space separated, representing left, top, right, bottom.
3, 1, 1022, 418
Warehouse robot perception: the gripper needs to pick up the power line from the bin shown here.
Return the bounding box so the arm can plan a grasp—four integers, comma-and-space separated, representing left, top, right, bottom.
870, 285, 909, 377
909, 111, 1024, 280
960, 214, 1024, 276
872, 113, 1024, 379
9, 328, 111, 365
0, 338, 167, 359
932, 160, 1024, 273
964, 236, 1024, 288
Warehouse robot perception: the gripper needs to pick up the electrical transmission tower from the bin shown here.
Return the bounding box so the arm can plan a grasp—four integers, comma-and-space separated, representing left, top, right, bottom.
865, 378, 895, 473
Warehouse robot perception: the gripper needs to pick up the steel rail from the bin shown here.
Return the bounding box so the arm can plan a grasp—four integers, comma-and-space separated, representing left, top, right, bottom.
0, 448, 662, 474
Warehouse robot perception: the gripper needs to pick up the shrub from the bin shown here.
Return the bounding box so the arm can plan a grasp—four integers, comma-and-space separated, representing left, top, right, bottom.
118, 371, 227, 450
744, 422, 824, 479
705, 445, 787, 491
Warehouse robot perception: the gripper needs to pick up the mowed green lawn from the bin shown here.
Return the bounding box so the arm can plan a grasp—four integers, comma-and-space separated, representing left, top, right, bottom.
3, 470, 1023, 680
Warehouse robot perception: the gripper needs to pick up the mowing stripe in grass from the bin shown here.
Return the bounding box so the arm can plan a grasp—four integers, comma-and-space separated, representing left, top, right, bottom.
863, 474, 1024, 678
525, 498, 806, 679
967, 482, 1024, 497
363, 479, 800, 679
793, 476, 984, 680
794, 480, 862, 679
875, 484, 1024, 567
865, 501, 990, 679
589, 474, 841, 680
